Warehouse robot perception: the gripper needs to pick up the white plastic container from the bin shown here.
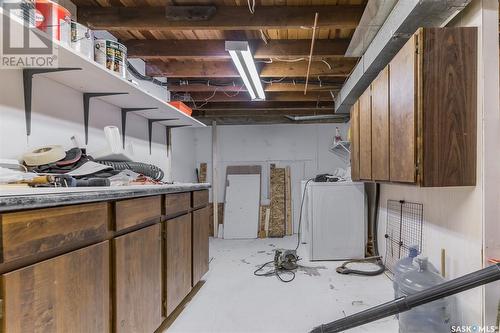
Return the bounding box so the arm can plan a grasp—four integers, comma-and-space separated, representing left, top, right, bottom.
70, 21, 94, 60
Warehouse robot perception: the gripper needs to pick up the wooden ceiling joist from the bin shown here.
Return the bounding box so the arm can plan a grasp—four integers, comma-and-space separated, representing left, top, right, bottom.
189, 101, 334, 110
146, 58, 356, 78
126, 39, 350, 60
185, 91, 334, 102
77, 5, 363, 31
193, 108, 342, 125
167, 82, 341, 92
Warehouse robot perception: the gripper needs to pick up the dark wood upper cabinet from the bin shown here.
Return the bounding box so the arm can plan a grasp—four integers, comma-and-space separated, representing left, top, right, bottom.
389, 33, 418, 184
114, 224, 163, 333
350, 100, 360, 181
418, 27, 477, 186
347, 27, 478, 187
371, 66, 390, 181
359, 87, 372, 180
1, 241, 110, 333
192, 206, 210, 286
165, 213, 192, 317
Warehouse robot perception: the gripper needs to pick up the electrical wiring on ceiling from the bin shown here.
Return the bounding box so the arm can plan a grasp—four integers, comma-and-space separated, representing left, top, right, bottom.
168, 77, 340, 87
247, 0, 255, 14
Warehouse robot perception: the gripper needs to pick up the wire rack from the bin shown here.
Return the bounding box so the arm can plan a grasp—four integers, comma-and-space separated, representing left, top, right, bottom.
384, 200, 424, 274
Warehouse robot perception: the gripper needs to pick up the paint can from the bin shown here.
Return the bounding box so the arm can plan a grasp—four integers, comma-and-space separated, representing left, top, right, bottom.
34, 0, 71, 44
94, 39, 127, 79
70, 21, 94, 60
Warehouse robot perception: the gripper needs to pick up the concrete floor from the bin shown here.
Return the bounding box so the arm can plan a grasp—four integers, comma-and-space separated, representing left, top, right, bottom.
165, 236, 398, 333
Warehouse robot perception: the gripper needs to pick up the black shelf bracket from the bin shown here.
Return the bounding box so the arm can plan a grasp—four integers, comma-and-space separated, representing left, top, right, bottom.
121, 107, 158, 148
147, 119, 179, 154
22, 67, 82, 137
83, 92, 128, 144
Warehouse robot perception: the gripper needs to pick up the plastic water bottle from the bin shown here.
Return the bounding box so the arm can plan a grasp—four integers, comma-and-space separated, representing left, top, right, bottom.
393, 246, 419, 299
398, 256, 457, 333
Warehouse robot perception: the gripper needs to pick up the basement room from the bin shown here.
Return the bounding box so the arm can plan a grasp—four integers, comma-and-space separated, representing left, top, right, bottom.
0, 0, 499, 332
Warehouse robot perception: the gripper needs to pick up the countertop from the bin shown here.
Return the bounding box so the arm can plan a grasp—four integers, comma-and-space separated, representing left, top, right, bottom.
0, 183, 211, 212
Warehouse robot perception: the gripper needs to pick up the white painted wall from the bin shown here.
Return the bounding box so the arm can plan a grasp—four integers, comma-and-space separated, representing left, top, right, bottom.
171, 127, 197, 183
377, 0, 500, 326
0, 69, 196, 182
193, 123, 350, 232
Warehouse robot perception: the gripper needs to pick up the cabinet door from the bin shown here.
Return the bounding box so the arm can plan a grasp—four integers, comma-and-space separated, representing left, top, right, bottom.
420, 27, 477, 187
389, 35, 417, 183
350, 101, 360, 181
371, 66, 390, 181
114, 224, 162, 333
165, 213, 192, 316
192, 206, 209, 286
1, 242, 110, 333
359, 87, 372, 180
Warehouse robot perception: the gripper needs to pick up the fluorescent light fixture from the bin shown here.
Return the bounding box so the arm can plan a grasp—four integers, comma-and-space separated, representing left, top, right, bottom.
225, 41, 265, 100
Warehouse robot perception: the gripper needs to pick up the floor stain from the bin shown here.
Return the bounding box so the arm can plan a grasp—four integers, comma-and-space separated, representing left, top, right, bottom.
352, 300, 364, 306
268, 244, 276, 247
329, 284, 335, 290
297, 265, 327, 277
257, 250, 266, 254
240, 259, 251, 265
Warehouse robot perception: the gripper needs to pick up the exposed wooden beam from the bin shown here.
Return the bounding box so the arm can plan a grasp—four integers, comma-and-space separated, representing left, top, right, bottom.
193, 108, 344, 125
77, 5, 363, 31
185, 91, 334, 102
190, 101, 334, 110
126, 39, 350, 60
195, 108, 334, 116
146, 58, 356, 77
167, 82, 341, 92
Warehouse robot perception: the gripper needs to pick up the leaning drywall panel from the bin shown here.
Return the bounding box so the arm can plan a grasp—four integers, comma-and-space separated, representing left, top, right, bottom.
223, 174, 261, 239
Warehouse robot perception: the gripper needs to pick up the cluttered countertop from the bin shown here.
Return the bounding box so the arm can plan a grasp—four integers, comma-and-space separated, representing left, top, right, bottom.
0, 183, 211, 212
0, 126, 211, 212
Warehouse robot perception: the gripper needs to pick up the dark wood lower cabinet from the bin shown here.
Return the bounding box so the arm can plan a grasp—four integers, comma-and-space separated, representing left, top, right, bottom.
192, 206, 210, 286
165, 213, 192, 316
1, 241, 110, 333
114, 224, 163, 333
0, 190, 210, 333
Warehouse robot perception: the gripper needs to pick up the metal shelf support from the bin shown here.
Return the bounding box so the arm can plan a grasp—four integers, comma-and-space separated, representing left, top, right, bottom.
83, 92, 128, 144
121, 107, 158, 148
147, 119, 179, 154
23, 68, 82, 137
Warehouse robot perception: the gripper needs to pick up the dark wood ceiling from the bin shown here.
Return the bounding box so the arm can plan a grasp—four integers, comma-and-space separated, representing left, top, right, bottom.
75, 0, 366, 124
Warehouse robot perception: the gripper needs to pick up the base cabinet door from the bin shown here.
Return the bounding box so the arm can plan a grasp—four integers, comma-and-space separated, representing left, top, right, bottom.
1, 241, 110, 333
192, 206, 209, 286
114, 224, 162, 333
165, 213, 192, 317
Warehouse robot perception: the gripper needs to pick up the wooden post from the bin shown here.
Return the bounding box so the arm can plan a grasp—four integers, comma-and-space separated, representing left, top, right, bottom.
212, 121, 218, 238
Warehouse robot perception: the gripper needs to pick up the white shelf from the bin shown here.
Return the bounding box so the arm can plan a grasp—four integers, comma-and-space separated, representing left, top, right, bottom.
40, 45, 205, 127
329, 140, 351, 154
1, 9, 205, 129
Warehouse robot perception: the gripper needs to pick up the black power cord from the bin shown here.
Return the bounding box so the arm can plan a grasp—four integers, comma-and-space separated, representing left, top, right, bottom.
254, 251, 297, 283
